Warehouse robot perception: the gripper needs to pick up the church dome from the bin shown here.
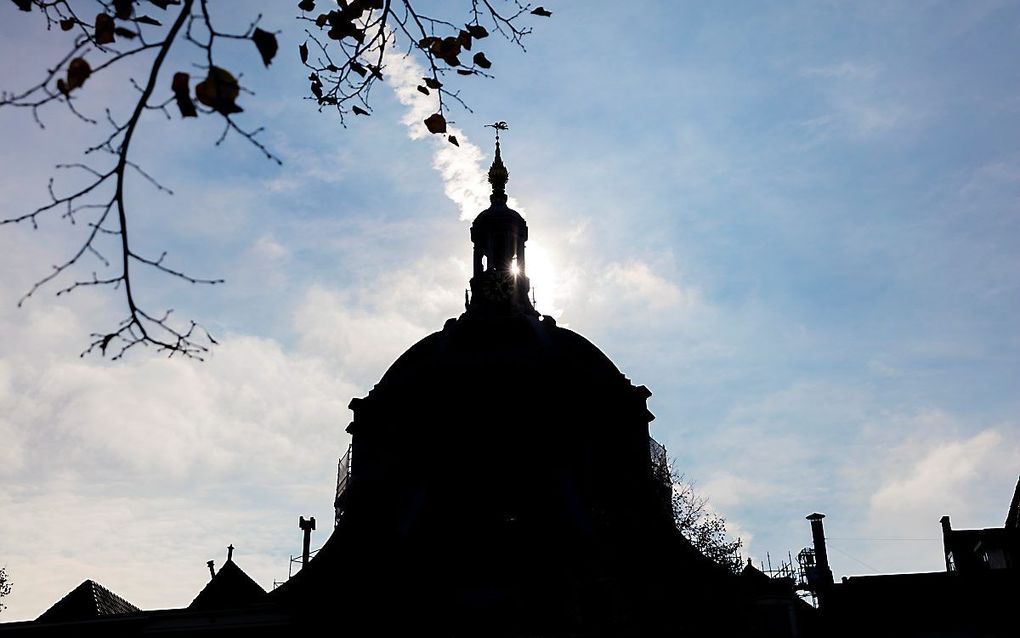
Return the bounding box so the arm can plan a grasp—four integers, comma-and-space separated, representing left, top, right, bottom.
366, 314, 631, 402
346, 131, 656, 442
283, 132, 690, 635
471, 197, 526, 227
352, 130, 646, 417
261, 130, 759, 638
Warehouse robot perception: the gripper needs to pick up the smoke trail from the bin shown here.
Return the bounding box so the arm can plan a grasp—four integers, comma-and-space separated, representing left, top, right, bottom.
385, 51, 521, 220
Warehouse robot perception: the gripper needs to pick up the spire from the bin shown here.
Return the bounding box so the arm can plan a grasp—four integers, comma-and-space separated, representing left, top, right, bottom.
467, 120, 536, 318
486, 121, 509, 204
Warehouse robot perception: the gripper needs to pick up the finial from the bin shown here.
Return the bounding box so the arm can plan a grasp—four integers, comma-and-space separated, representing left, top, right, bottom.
227, 544, 234, 562
485, 121, 509, 203
486, 120, 509, 141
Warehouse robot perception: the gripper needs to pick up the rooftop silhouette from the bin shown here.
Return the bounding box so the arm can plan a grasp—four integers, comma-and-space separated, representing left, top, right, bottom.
1, 134, 805, 637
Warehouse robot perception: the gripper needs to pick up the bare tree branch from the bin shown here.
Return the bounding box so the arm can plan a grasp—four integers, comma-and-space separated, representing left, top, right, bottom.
2, 0, 224, 360
1, 0, 549, 359
671, 466, 744, 573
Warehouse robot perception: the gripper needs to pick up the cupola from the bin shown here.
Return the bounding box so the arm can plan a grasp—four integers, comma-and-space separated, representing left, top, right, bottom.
467, 127, 538, 317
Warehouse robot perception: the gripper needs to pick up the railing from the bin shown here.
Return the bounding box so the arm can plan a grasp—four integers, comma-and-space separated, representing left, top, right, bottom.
335, 443, 353, 526
272, 547, 322, 588
288, 548, 320, 579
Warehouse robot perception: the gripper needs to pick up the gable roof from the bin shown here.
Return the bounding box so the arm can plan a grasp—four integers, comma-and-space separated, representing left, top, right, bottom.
36, 579, 140, 623
188, 559, 266, 611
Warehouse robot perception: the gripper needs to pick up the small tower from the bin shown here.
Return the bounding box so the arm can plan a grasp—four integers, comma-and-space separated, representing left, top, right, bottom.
467, 125, 538, 317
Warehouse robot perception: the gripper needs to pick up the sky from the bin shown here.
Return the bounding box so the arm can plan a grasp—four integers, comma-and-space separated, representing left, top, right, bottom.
2, 0, 1020, 620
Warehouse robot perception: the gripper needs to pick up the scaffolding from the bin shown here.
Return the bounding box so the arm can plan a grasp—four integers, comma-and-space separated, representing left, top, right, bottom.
271, 548, 321, 590
335, 443, 353, 527
751, 548, 819, 607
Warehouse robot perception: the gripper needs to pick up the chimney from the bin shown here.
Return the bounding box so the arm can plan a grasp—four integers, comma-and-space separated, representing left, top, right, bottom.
940, 515, 953, 571
299, 516, 317, 568
806, 513, 834, 589
206, 560, 216, 578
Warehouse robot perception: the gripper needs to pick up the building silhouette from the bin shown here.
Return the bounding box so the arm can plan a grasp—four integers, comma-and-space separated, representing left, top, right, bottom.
940, 476, 1020, 573
1, 141, 804, 637
800, 477, 1020, 637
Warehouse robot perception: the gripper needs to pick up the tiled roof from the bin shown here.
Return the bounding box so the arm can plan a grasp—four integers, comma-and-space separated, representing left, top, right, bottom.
37, 579, 140, 622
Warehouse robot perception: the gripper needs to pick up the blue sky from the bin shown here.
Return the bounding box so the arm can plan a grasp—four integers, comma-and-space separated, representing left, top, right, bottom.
1, 0, 1019, 619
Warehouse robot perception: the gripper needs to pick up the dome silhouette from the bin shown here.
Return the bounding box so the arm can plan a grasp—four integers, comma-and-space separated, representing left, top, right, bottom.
267, 138, 738, 636
372, 314, 629, 397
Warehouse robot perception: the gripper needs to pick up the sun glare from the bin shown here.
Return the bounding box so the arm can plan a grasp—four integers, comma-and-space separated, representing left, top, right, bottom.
524, 242, 559, 316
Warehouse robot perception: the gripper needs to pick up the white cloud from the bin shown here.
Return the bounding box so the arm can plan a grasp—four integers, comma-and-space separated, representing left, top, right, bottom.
0, 226, 482, 620
702, 472, 772, 511
0, 487, 286, 616
233, 234, 292, 292
699, 472, 767, 555
262, 141, 356, 193
553, 252, 703, 333
830, 424, 1020, 575
683, 383, 1018, 578
868, 428, 1020, 532
797, 60, 923, 143
0, 332, 353, 617
293, 255, 468, 391
382, 41, 705, 341
604, 262, 691, 310
0, 237, 358, 619
386, 46, 522, 221
0, 42, 541, 622
373, 49, 709, 346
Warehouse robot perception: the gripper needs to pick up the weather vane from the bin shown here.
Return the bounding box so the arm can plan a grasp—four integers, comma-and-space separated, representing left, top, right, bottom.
486, 121, 509, 143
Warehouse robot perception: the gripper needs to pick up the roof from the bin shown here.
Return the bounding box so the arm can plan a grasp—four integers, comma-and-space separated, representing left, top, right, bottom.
1005, 475, 1020, 529
368, 314, 627, 396
471, 199, 527, 230
36, 579, 139, 623
841, 570, 949, 590
944, 526, 1015, 571
188, 559, 266, 611
834, 570, 1020, 607
740, 563, 793, 593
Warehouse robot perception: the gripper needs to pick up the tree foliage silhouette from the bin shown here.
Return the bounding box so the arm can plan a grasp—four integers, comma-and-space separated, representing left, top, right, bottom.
672, 470, 744, 573
0, 0, 551, 359
0, 566, 12, 615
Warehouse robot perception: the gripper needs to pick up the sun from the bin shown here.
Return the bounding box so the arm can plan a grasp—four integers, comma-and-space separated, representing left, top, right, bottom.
522, 241, 559, 316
